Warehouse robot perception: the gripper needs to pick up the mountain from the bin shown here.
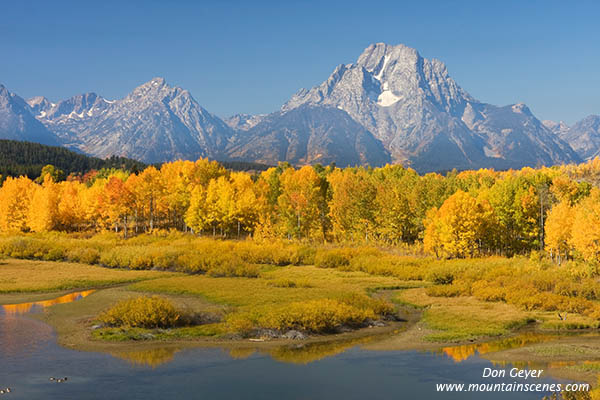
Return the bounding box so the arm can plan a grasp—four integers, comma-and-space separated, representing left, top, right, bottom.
0, 44, 586, 171
0, 85, 60, 146
31, 78, 235, 163
225, 113, 265, 131
280, 43, 580, 171
542, 120, 570, 135
226, 105, 390, 167
560, 115, 600, 160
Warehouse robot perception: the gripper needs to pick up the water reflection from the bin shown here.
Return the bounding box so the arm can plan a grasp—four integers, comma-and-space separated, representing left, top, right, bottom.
267, 336, 374, 364
112, 347, 183, 368
228, 336, 374, 366
1, 290, 95, 315
440, 333, 559, 363
0, 313, 54, 359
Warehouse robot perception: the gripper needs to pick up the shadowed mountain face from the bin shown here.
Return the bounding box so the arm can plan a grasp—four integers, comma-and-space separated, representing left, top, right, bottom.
281, 43, 580, 171
226, 105, 390, 167
0, 43, 587, 170
0, 85, 60, 146
558, 115, 600, 160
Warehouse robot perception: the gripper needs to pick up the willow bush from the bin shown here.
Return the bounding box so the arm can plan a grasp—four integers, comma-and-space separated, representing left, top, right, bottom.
99, 296, 181, 329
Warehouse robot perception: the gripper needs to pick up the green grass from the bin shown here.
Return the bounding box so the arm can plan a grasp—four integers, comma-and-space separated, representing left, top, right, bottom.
399, 288, 538, 342
532, 345, 588, 357
568, 362, 600, 373
4, 232, 600, 345
130, 265, 406, 334
131, 266, 403, 307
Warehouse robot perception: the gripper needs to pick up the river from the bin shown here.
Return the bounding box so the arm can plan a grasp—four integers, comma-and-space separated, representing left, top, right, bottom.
0, 291, 580, 399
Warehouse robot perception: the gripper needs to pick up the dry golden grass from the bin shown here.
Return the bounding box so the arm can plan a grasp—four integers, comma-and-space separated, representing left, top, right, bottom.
399, 288, 600, 342
0, 258, 176, 294
132, 266, 407, 309
399, 288, 537, 341
131, 265, 416, 333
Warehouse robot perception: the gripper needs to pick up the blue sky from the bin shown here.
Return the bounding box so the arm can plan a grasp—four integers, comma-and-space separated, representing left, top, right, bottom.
1, 0, 598, 124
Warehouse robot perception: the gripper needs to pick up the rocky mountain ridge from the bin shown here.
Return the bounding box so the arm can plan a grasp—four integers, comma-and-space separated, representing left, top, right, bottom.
0, 43, 594, 171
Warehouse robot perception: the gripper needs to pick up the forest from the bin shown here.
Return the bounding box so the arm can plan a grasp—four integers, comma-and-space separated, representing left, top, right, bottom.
0, 139, 270, 181
0, 139, 147, 180
0, 156, 599, 263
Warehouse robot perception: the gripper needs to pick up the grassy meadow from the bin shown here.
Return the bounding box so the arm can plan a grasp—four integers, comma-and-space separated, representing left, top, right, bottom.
0, 258, 175, 294
1, 231, 599, 343
2, 232, 600, 393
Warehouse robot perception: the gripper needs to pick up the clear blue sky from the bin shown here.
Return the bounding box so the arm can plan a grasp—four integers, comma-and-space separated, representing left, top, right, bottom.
1, 0, 598, 124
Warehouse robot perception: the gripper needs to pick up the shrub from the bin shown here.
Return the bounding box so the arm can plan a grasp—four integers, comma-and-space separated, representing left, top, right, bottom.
427, 264, 457, 285
314, 249, 354, 268
225, 313, 256, 335
338, 293, 395, 317
235, 241, 313, 266
175, 251, 257, 277
426, 284, 464, 297
67, 247, 101, 264
261, 299, 374, 333
471, 280, 506, 302
206, 260, 260, 278
266, 278, 312, 288
98, 296, 181, 329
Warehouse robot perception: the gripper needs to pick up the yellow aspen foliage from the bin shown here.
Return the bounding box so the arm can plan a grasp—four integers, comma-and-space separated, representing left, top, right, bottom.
570, 189, 600, 262
188, 158, 227, 187
544, 200, 574, 263
129, 167, 165, 231
550, 175, 576, 203
277, 166, 324, 240
98, 176, 133, 232
159, 160, 220, 230
57, 180, 87, 230
230, 172, 259, 236
0, 176, 34, 232
423, 190, 490, 258
81, 179, 105, 229
27, 175, 61, 232
184, 186, 207, 234
373, 165, 420, 243
327, 168, 376, 242
252, 168, 281, 239
205, 176, 232, 235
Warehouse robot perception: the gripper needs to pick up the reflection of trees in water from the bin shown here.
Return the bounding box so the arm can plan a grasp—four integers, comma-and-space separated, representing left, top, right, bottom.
266, 337, 374, 365
229, 347, 256, 360
228, 338, 373, 364
1, 290, 95, 315
110, 336, 374, 368
440, 333, 559, 363
112, 347, 182, 368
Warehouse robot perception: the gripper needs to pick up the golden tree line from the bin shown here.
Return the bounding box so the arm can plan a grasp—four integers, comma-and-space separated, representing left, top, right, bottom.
2, 158, 600, 261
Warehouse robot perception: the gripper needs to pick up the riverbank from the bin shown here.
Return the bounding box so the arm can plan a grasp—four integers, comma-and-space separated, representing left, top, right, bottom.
2, 254, 600, 392
4, 285, 600, 390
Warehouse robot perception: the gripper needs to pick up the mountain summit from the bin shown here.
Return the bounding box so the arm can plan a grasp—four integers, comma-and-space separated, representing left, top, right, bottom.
29, 78, 234, 163
0, 44, 587, 170
559, 115, 600, 160
0, 85, 59, 146
278, 43, 579, 171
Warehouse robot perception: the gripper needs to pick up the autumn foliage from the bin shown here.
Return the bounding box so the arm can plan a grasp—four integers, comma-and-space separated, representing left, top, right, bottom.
1, 157, 600, 263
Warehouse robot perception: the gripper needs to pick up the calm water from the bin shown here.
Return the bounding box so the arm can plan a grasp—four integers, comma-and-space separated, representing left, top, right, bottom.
0, 292, 575, 399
